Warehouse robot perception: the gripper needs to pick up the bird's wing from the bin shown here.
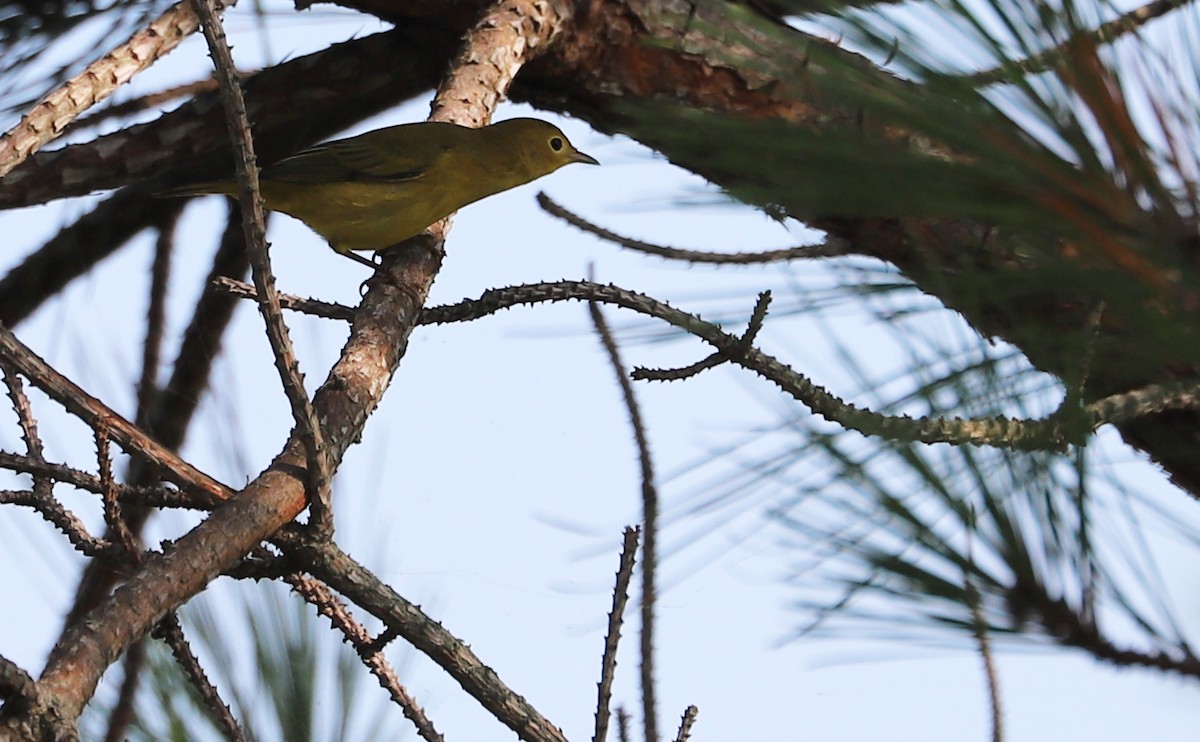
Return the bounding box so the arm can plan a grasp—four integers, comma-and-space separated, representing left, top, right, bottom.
265, 136, 451, 184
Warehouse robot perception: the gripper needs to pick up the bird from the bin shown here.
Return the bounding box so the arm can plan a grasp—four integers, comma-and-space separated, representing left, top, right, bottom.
164, 118, 598, 267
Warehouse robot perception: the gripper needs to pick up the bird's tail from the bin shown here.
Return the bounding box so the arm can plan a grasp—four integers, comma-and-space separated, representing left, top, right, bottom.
155, 181, 237, 198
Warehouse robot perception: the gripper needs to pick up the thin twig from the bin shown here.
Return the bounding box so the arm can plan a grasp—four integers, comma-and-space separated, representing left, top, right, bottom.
673, 706, 699, 742
636, 291, 771, 381
616, 708, 631, 742
538, 193, 851, 264
589, 299, 659, 742
0, 0, 238, 178
95, 423, 139, 558
593, 527, 640, 742
213, 277, 355, 321
3, 367, 46, 467
964, 510, 1003, 742
0, 451, 189, 503
970, 0, 1191, 85
286, 572, 443, 742
0, 323, 233, 502
420, 280, 1200, 449
0, 489, 115, 557
190, 0, 333, 536
368, 625, 403, 654
153, 614, 247, 742
2, 363, 59, 517
281, 534, 568, 742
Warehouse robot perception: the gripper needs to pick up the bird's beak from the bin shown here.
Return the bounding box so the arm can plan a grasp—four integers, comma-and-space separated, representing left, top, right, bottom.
570, 150, 600, 166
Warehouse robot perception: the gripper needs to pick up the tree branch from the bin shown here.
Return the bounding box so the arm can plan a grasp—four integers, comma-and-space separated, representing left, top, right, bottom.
191, 0, 333, 535
283, 535, 567, 742
0, 0, 237, 178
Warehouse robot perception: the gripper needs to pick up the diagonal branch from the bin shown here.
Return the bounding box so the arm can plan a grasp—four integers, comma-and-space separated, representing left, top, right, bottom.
0, 325, 232, 502
285, 572, 442, 742
282, 535, 567, 742
0, 0, 237, 178
152, 614, 246, 741
191, 0, 332, 534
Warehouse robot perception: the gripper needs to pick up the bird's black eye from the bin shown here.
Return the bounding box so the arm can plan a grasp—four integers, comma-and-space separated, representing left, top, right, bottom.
550, 137, 564, 151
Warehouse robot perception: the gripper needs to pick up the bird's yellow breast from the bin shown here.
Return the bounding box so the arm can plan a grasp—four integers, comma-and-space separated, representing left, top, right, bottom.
259, 175, 465, 255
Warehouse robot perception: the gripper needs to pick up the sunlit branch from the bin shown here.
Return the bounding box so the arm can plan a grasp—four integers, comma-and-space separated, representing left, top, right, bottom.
0, 0, 237, 178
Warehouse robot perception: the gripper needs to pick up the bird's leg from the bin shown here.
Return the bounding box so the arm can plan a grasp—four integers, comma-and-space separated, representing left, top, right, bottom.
340, 249, 379, 270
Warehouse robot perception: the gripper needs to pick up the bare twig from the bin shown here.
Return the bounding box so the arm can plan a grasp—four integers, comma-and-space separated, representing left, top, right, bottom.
286, 572, 443, 742
0, 0, 238, 177
616, 708, 631, 742
636, 291, 771, 382
0, 489, 114, 557
0, 451, 192, 506
95, 423, 139, 558
589, 300, 659, 742
0, 323, 233, 502
153, 614, 247, 741
213, 277, 355, 322
3, 366, 46, 467
421, 280, 1200, 449
538, 193, 851, 264
593, 527, 640, 742
191, 0, 333, 535
282, 535, 567, 742
971, 0, 1192, 85
673, 705, 699, 742
2, 363, 58, 516
368, 625, 403, 654
966, 521, 1003, 742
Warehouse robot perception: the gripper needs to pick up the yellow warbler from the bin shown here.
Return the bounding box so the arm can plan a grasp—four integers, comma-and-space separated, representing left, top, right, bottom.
167, 118, 598, 267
